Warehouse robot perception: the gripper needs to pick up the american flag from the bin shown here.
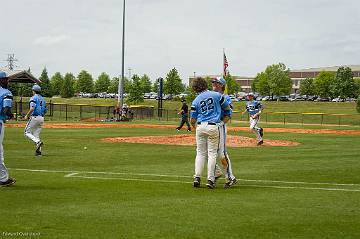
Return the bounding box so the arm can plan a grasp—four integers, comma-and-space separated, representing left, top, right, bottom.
223, 53, 229, 76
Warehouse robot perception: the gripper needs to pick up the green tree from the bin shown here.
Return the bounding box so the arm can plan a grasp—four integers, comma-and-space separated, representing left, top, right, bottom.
76, 70, 94, 93
95, 72, 110, 93
266, 63, 292, 97
251, 77, 258, 93
224, 73, 240, 94
314, 71, 335, 97
124, 77, 132, 93
39, 68, 52, 97
254, 63, 291, 98
108, 77, 119, 93
128, 75, 144, 104
61, 73, 75, 98
357, 97, 360, 113
164, 68, 184, 95
50, 72, 64, 96
355, 78, 360, 97
152, 80, 159, 93
204, 76, 214, 90
254, 72, 271, 96
299, 78, 315, 95
108, 77, 131, 93
185, 85, 197, 103
331, 67, 359, 99
140, 74, 152, 93
8, 83, 32, 96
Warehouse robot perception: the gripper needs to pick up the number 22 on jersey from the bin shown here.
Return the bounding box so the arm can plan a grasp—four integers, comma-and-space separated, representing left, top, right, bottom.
200, 98, 214, 114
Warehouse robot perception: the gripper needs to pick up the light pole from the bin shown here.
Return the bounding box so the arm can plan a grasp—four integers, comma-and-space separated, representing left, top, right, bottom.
118, 0, 126, 107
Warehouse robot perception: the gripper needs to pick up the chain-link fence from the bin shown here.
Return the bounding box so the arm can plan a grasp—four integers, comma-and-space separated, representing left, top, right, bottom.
233, 111, 360, 126
13, 101, 360, 126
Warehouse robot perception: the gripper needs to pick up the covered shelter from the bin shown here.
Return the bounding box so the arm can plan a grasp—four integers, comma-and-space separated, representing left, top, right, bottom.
0, 67, 40, 84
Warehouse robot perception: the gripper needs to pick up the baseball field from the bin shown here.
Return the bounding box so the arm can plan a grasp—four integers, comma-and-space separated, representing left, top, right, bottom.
1, 121, 360, 238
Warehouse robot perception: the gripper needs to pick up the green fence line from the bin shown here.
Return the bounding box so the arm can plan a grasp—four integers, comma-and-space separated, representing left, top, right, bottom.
233, 111, 360, 126
13, 101, 360, 126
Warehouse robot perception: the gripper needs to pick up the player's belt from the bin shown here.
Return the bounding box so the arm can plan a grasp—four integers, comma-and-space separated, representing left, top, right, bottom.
197, 122, 216, 125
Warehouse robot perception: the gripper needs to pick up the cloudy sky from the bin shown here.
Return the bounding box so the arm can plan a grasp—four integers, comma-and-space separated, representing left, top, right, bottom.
2, 0, 360, 84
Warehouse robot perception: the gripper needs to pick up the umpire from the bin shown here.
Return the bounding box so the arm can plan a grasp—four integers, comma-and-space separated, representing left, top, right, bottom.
176, 99, 191, 132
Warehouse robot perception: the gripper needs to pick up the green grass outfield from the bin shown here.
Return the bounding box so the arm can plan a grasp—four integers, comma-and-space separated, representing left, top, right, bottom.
1, 125, 360, 238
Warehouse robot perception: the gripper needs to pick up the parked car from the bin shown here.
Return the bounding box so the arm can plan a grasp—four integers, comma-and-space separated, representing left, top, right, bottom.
279, 96, 289, 101
261, 96, 270, 101
294, 95, 305, 101
345, 98, 356, 102
315, 97, 331, 102
332, 97, 344, 102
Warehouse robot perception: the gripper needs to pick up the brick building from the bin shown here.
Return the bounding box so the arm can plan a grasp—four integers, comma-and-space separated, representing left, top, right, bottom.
189, 65, 360, 94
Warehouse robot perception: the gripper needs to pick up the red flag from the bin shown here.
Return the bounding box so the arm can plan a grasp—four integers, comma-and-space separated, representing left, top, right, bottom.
223, 53, 229, 76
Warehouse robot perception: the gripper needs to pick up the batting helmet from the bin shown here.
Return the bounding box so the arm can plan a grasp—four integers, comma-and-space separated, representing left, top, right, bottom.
32, 84, 41, 92
0, 71, 9, 88
212, 77, 226, 86
0, 71, 7, 79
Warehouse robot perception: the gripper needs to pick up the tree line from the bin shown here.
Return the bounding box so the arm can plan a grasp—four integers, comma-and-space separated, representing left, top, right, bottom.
252, 63, 360, 100
299, 67, 360, 99
9, 64, 359, 108
9, 67, 186, 103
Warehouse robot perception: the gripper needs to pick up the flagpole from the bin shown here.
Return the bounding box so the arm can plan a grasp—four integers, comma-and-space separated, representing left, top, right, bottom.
118, 0, 126, 108
223, 48, 225, 77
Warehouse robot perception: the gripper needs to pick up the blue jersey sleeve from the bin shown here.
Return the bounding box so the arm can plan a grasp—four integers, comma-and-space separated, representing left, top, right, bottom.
220, 95, 231, 117
29, 96, 36, 109
3, 93, 13, 108
190, 102, 198, 119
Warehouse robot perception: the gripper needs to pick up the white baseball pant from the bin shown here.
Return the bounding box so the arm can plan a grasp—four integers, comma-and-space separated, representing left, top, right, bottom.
217, 124, 235, 180
250, 117, 262, 141
194, 122, 220, 182
0, 121, 9, 183
24, 116, 44, 144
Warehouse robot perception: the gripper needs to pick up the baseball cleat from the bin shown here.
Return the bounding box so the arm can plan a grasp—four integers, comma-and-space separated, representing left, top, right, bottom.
0, 178, 16, 187
259, 128, 264, 137
193, 177, 201, 188
206, 180, 215, 189
224, 178, 237, 189
35, 151, 42, 156
36, 141, 43, 152
257, 140, 264, 146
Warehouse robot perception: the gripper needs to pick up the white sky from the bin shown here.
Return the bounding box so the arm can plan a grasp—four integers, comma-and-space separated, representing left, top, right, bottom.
2, 0, 360, 84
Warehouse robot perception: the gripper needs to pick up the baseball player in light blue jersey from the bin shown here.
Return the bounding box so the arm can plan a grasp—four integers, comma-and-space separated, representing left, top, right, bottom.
0, 71, 16, 186
212, 77, 237, 188
25, 84, 47, 156
244, 93, 264, 146
190, 77, 231, 189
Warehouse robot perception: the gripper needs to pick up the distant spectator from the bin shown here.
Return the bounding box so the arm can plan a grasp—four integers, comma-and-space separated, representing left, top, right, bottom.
176, 100, 191, 132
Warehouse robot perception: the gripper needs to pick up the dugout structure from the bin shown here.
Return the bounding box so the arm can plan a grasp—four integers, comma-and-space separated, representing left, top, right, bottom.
0, 68, 40, 84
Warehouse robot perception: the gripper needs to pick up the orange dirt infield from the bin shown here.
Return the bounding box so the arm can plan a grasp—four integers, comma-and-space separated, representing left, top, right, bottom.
102, 135, 300, 148
6, 123, 360, 135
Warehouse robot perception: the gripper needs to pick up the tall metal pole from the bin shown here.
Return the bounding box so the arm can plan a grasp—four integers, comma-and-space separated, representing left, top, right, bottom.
118, 0, 126, 107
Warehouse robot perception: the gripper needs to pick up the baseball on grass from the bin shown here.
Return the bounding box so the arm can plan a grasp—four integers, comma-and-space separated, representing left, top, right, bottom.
84, 146, 87, 150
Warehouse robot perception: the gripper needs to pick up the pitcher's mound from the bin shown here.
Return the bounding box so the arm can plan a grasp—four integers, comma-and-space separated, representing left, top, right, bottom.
102, 135, 299, 148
